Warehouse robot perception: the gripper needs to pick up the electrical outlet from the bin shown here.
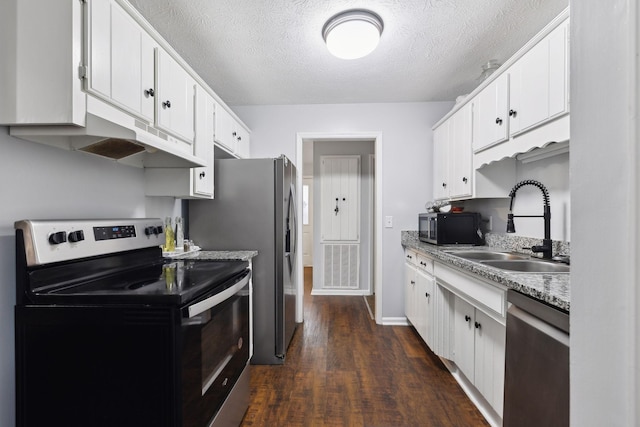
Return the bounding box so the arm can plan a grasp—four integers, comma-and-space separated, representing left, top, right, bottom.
385, 216, 393, 228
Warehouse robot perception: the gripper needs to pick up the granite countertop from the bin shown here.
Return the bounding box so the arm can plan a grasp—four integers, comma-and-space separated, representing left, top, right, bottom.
167, 250, 258, 262
401, 231, 570, 313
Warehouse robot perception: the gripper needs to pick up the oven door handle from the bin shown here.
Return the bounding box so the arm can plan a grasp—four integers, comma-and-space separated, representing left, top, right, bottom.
187, 271, 251, 318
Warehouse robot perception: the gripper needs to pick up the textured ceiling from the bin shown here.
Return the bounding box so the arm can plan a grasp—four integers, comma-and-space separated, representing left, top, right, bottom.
127, 0, 568, 106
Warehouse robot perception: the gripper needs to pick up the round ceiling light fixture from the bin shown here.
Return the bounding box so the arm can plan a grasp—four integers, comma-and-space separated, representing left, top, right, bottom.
322, 9, 384, 60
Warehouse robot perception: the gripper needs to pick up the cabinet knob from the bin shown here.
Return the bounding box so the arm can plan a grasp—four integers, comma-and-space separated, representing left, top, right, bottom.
162, 100, 171, 109
425, 292, 430, 298
509, 109, 517, 117
462, 177, 468, 183
474, 322, 481, 329
232, 131, 237, 137
199, 171, 206, 179
442, 182, 447, 188
410, 280, 416, 285
464, 315, 471, 322
495, 117, 503, 125
237, 136, 242, 141
144, 88, 155, 97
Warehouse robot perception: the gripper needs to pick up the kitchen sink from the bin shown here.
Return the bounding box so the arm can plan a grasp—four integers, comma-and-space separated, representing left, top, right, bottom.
481, 260, 570, 273
445, 250, 530, 261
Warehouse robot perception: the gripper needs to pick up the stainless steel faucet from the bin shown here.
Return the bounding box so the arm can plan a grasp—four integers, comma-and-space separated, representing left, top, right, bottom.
507, 180, 553, 259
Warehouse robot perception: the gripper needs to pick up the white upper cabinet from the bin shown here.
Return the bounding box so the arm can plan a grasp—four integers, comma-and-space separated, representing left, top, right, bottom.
192, 85, 215, 197
214, 103, 251, 159
432, 121, 449, 200
509, 19, 569, 136
433, 8, 569, 194
433, 103, 473, 200
0, 0, 250, 169
472, 73, 509, 152
87, 0, 155, 122
449, 104, 473, 199
156, 49, 196, 144
144, 84, 215, 199
214, 104, 236, 153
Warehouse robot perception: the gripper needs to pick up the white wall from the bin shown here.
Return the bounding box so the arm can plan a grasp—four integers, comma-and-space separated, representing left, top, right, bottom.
312, 140, 374, 293
466, 152, 570, 241
234, 102, 453, 321
0, 127, 181, 426
570, 1, 639, 425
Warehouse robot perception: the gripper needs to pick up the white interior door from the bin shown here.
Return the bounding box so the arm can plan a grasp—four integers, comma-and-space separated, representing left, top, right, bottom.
302, 177, 313, 267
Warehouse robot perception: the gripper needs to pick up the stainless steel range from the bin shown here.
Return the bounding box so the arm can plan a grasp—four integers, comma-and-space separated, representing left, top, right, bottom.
14, 219, 251, 427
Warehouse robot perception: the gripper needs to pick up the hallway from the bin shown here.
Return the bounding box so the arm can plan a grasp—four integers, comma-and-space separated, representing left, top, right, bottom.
241, 268, 489, 426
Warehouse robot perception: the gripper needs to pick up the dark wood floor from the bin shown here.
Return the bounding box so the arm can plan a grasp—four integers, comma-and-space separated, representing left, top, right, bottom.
240, 267, 489, 427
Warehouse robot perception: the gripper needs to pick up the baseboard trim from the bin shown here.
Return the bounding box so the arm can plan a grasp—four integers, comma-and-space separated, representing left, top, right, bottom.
380, 317, 410, 326
310, 288, 369, 296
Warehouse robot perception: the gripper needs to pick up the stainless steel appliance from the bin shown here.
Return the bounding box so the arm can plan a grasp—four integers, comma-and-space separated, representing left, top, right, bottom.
14, 219, 251, 427
503, 289, 569, 426
418, 212, 483, 245
189, 155, 298, 365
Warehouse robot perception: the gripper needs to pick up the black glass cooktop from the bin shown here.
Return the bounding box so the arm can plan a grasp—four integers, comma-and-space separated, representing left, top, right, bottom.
27, 259, 249, 306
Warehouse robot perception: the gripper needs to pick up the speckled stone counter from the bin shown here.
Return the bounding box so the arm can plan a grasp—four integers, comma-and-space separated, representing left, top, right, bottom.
167, 250, 258, 262
401, 231, 570, 313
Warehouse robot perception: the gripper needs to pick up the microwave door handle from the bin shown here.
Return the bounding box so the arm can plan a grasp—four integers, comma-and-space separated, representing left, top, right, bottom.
187, 272, 251, 318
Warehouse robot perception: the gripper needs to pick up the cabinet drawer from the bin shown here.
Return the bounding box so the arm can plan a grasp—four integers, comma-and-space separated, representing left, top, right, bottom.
416, 254, 434, 275
434, 263, 507, 319
404, 249, 418, 266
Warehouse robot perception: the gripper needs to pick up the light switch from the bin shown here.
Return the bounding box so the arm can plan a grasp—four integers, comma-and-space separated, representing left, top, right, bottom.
385, 216, 393, 228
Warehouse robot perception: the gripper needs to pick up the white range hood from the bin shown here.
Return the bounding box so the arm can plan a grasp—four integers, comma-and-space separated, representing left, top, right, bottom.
9, 96, 205, 169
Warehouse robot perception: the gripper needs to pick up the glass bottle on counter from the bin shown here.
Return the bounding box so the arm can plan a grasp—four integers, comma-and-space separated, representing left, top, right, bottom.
175, 216, 184, 250
164, 217, 175, 252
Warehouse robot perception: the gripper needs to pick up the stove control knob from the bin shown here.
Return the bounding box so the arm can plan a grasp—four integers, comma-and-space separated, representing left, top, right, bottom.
68, 230, 85, 243
144, 226, 154, 236
155, 226, 163, 235
49, 231, 67, 245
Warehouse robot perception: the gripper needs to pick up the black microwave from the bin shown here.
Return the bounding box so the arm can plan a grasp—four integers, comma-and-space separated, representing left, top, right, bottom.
418, 212, 483, 245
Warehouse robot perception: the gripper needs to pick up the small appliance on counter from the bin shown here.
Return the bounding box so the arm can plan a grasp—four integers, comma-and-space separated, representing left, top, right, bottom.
418, 212, 483, 245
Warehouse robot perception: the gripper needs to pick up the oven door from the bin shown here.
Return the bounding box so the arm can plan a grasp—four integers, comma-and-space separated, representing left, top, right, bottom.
181, 270, 251, 427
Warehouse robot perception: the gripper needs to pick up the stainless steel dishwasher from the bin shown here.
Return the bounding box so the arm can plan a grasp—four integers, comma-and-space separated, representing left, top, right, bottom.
503, 289, 569, 426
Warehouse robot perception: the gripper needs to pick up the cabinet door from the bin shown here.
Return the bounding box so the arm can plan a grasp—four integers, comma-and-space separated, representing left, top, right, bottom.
214, 104, 235, 152
453, 296, 475, 382
235, 126, 251, 158
432, 121, 449, 200
193, 86, 215, 197
548, 20, 569, 118
449, 104, 473, 199
87, 0, 111, 99
509, 19, 569, 136
157, 49, 195, 143
472, 73, 508, 152
405, 261, 417, 324
432, 283, 453, 360
509, 39, 549, 135
87, 0, 154, 122
416, 268, 435, 347
473, 310, 506, 416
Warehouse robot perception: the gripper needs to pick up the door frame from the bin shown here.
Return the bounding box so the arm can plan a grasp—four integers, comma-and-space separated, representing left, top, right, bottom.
296, 132, 383, 324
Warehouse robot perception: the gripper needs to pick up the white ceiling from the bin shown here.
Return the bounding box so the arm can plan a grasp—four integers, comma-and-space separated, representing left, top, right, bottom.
128, 0, 568, 106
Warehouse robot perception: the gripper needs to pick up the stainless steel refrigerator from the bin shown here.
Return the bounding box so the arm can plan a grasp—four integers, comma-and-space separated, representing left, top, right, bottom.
188, 155, 298, 365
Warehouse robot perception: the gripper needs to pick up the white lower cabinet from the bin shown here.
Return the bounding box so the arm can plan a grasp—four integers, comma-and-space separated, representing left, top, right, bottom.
405, 251, 436, 347
403, 248, 507, 423
404, 250, 418, 326
452, 295, 506, 416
